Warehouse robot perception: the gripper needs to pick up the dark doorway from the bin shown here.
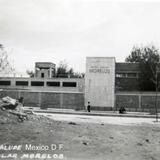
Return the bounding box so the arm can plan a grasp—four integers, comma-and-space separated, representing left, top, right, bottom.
41, 73, 44, 78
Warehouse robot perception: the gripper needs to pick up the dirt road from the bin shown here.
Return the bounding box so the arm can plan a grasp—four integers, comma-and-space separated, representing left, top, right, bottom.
0, 111, 160, 160
36, 112, 160, 125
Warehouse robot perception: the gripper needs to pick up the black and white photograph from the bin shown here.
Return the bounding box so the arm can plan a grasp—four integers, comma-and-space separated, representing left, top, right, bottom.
0, 0, 160, 160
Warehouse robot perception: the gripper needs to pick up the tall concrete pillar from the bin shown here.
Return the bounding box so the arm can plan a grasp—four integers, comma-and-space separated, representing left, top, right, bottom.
85, 57, 115, 109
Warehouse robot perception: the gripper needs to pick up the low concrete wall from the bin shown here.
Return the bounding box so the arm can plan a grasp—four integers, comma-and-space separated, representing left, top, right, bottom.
0, 90, 84, 110
1, 90, 160, 112
116, 92, 160, 112
116, 95, 139, 109
41, 92, 61, 108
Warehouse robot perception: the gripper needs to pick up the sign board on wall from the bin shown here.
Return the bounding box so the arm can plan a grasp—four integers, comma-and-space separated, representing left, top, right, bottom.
85, 57, 115, 108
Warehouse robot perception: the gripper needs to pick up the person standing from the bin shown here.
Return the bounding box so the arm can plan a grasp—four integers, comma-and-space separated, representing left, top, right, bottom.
87, 101, 91, 112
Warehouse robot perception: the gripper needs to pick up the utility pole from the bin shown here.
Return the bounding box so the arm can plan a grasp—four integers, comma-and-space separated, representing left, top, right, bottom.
155, 65, 159, 122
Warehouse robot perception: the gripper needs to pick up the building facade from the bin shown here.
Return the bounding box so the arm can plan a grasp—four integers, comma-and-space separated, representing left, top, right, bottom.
115, 62, 140, 91
35, 62, 56, 78
0, 61, 141, 92
0, 58, 159, 111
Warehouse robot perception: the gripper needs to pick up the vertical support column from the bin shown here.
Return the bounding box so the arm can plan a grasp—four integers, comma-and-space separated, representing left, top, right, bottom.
60, 80, 63, 92
38, 92, 42, 108
60, 93, 63, 109
11, 78, 16, 87
28, 79, 31, 87
114, 94, 117, 112
60, 80, 63, 88
49, 68, 52, 78
44, 80, 46, 87
18, 90, 21, 99
139, 94, 141, 109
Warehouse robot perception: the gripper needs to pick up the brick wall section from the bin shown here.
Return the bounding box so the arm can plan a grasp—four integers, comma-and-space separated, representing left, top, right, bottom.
0, 90, 84, 110
116, 93, 160, 112
1, 90, 160, 111
75, 93, 85, 110
41, 92, 61, 108
0, 90, 19, 99
63, 93, 84, 110
116, 95, 139, 108
141, 96, 160, 109
20, 91, 40, 107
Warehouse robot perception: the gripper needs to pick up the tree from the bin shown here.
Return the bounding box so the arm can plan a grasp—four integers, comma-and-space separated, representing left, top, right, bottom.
0, 44, 14, 76
125, 45, 160, 91
56, 60, 84, 78
72, 72, 85, 78
26, 70, 35, 78
125, 46, 143, 62
56, 60, 68, 78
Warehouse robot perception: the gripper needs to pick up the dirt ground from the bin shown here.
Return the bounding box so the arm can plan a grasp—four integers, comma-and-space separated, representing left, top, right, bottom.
0, 110, 160, 160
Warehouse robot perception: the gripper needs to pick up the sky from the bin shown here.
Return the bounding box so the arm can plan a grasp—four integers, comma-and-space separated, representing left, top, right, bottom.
1, 0, 160, 76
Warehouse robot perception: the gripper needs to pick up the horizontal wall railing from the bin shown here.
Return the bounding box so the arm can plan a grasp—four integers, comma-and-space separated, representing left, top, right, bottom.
0, 77, 84, 92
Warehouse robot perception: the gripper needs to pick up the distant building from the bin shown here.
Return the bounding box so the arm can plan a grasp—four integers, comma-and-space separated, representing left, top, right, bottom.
35, 62, 56, 78
0, 57, 158, 92
115, 63, 140, 91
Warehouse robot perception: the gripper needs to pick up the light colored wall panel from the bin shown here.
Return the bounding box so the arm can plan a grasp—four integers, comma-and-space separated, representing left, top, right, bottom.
85, 57, 115, 108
